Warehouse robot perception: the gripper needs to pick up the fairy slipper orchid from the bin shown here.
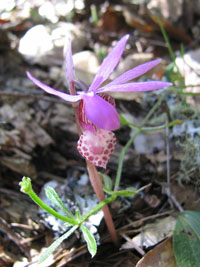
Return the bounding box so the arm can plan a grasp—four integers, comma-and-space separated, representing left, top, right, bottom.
27, 34, 172, 168
77, 94, 117, 168
27, 34, 172, 131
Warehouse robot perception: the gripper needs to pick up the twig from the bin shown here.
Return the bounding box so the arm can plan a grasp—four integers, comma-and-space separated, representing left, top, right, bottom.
164, 186, 184, 212
118, 210, 173, 231
0, 217, 30, 258
121, 233, 145, 255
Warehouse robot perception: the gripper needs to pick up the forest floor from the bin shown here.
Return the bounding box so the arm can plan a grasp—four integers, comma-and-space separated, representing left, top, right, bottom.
0, 1, 200, 266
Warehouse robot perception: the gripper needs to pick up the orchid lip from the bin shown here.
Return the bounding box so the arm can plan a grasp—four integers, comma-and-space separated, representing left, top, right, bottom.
82, 93, 120, 131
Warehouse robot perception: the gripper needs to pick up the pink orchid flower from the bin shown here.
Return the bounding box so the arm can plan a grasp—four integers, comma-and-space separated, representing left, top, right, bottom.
27, 34, 172, 168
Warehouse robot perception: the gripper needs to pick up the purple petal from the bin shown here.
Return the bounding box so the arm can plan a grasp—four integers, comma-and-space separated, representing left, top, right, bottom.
106, 59, 162, 86
27, 72, 81, 102
82, 93, 120, 130
97, 81, 172, 93
88, 34, 129, 92
64, 38, 75, 88
88, 76, 103, 92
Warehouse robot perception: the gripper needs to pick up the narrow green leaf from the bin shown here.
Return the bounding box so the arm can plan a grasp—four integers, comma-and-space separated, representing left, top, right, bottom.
180, 43, 185, 58
173, 210, 200, 267
20, 179, 77, 225
80, 224, 97, 258
90, 4, 99, 26
45, 186, 75, 219
75, 208, 81, 220
117, 188, 137, 197
157, 16, 176, 62
39, 225, 78, 264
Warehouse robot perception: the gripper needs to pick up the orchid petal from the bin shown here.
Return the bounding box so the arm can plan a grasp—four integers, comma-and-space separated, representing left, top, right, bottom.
26, 72, 81, 102
82, 93, 120, 130
97, 81, 172, 93
88, 76, 103, 92
106, 59, 162, 86
64, 37, 75, 88
88, 34, 129, 92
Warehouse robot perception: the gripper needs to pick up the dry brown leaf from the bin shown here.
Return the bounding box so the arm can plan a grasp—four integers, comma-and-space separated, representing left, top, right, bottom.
136, 237, 177, 267
123, 7, 192, 44
99, 6, 127, 32
121, 216, 177, 250
123, 9, 155, 33
149, 13, 192, 44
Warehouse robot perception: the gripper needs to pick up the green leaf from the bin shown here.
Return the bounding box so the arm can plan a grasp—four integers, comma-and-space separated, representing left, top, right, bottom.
75, 208, 81, 220
165, 62, 181, 83
116, 188, 137, 197
180, 43, 185, 58
39, 225, 78, 264
101, 173, 113, 191
45, 186, 75, 219
119, 114, 140, 129
80, 224, 97, 258
119, 114, 130, 126
90, 4, 99, 26
19, 177, 32, 194
173, 210, 200, 267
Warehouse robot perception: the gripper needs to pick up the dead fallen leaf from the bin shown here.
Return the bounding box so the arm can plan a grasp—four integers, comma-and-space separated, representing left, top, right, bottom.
99, 6, 127, 32
136, 237, 177, 267
149, 12, 192, 44
123, 7, 192, 44
121, 215, 177, 250
123, 8, 155, 33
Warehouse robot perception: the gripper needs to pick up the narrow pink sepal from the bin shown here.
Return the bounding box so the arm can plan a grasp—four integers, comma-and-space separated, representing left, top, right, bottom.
77, 130, 117, 168
88, 34, 129, 92
26, 71, 81, 102
97, 81, 172, 93
106, 59, 162, 86
64, 37, 75, 89
82, 93, 120, 131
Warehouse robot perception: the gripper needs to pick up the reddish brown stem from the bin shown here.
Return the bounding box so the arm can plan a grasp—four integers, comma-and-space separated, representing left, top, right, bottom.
69, 81, 82, 136
68, 80, 118, 244
87, 162, 118, 245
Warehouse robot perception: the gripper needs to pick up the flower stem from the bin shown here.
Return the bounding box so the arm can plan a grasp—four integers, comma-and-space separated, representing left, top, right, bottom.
114, 129, 140, 191
87, 162, 118, 245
